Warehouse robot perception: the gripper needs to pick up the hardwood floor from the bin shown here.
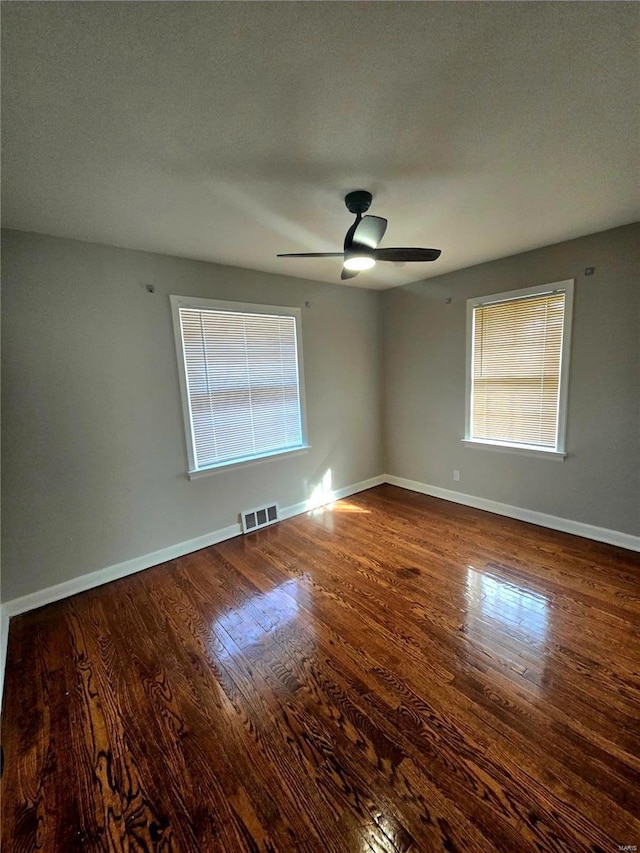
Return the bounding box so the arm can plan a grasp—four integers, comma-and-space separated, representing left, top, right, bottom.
2, 484, 639, 852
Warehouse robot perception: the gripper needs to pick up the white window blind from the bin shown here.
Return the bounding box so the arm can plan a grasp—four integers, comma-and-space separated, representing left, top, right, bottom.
469, 286, 571, 451
173, 300, 305, 471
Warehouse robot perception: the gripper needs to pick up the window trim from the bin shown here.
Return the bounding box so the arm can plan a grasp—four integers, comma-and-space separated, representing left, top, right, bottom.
170, 295, 309, 475
464, 279, 574, 456
186, 445, 311, 480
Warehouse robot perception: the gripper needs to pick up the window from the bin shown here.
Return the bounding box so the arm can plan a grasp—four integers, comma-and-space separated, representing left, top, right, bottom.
464, 280, 574, 457
170, 296, 307, 475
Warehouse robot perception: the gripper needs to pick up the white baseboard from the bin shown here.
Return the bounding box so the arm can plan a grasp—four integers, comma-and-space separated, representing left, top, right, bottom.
2, 475, 386, 619
280, 474, 386, 521
3, 522, 242, 618
384, 475, 640, 552
0, 604, 9, 714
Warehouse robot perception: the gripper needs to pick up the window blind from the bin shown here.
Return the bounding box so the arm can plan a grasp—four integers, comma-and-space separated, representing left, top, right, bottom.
471, 292, 566, 448
178, 307, 304, 469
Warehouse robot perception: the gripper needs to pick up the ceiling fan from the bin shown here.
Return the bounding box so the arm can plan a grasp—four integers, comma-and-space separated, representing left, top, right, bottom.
277, 190, 441, 280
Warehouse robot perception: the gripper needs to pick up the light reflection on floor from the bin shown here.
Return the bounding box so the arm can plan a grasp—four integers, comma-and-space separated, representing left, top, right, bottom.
464, 566, 550, 689
466, 566, 549, 645
308, 500, 371, 532
210, 577, 310, 660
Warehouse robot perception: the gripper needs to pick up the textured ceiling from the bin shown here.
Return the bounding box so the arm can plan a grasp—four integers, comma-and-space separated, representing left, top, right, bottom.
2, 2, 638, 289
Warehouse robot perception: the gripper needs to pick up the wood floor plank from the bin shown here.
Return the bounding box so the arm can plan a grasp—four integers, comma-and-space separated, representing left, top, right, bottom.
144, 565, 356, 852
2, 484, 639, 852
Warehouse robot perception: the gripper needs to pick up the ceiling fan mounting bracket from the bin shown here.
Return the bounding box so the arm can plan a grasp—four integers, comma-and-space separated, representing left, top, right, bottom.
344, 190, 372, 215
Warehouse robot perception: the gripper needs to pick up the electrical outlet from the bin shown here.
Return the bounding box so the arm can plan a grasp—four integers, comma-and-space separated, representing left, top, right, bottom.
453, 470, 460, 482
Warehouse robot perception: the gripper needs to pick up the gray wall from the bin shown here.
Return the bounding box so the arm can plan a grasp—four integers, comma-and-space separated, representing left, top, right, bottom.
383, 223, 640, 536
1, 230, 383, 600
3, 223, 638, 602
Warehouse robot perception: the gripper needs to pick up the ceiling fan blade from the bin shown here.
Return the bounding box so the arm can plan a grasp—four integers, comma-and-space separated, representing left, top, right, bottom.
276, 252, 344, 258
373, 247, 441, 262
341, 267, 360, 281
351, 215, 388, 251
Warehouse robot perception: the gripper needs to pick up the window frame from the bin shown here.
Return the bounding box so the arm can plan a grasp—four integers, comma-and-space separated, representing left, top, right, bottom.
463, 279, 574, 459
170, 295, 309, 477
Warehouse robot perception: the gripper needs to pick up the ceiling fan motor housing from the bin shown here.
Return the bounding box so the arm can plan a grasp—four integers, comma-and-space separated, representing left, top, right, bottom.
344, 190, 372, 215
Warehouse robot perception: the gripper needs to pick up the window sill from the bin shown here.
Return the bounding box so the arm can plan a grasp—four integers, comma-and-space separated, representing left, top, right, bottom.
461, 439, 566, 461
187, 445, 311, 480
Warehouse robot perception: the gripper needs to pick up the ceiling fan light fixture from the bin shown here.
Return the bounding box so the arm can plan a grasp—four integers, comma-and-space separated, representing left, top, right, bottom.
343, 254, 376, 271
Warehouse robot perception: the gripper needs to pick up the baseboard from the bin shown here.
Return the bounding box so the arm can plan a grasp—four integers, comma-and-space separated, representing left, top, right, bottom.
2, 474, 386, 618
280, 474, 386, 521
0, 604, 9, 714
2, 522, 243, 618
384, 475, 640, 552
